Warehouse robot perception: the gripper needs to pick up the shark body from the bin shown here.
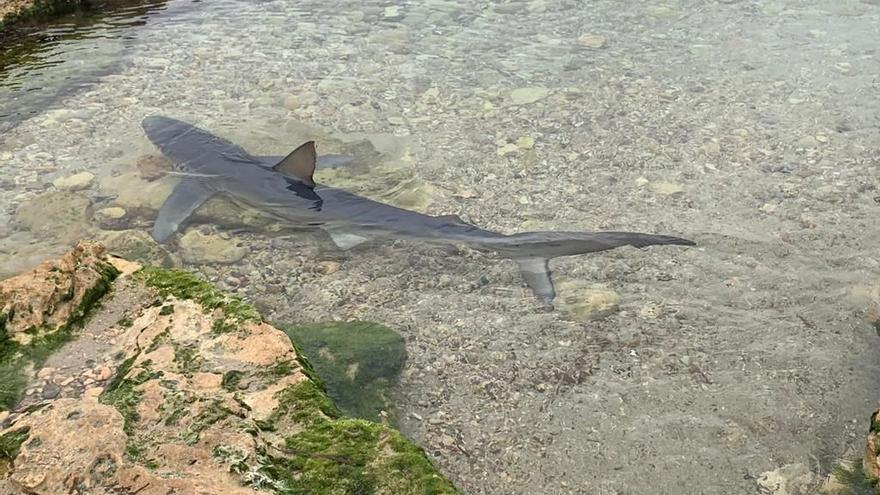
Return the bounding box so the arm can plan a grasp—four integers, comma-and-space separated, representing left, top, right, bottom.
143, 115, 694, 303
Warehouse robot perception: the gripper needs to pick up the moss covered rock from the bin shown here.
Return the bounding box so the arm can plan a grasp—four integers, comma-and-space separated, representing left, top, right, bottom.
0, 259, 458, 494
0, 240, 119, 410
281, 322, 406, 422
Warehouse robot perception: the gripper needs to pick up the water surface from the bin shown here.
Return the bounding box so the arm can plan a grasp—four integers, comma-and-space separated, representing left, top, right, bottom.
2, 1, 880, 493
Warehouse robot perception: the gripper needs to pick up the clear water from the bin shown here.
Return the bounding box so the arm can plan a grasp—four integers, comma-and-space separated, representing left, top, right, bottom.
2, 0, 880, 493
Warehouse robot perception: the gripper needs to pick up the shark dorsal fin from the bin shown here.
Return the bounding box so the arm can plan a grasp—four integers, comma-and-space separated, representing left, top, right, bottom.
274, 141, 317, 187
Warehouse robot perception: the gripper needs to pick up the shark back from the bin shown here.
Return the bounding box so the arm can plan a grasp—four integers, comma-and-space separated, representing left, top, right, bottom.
142, 116, 256, 175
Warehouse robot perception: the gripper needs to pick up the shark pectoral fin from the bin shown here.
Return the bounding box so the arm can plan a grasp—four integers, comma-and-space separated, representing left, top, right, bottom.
322, 227, 369, 250
273, 141, 317, 187
515, 257, 555, 305
151, 179, 214, 242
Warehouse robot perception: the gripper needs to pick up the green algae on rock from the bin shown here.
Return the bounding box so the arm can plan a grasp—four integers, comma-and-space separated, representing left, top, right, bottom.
0, 426, 30, 476
1, 251, 458, 494
281, 322, 407, 423
0, 241, 119, 410
134, 266, 260, 333
829, 458, 877, 495
99, 355, 161, 435
256, 381, 460, 495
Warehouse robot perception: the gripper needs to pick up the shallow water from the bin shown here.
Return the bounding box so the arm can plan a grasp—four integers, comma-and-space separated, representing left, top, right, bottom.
2, 0, 880, 493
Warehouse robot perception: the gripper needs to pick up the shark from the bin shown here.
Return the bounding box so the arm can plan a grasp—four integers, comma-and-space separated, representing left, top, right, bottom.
142, 115, 695, 304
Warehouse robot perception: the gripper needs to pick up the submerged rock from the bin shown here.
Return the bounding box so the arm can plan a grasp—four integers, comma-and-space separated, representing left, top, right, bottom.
650, 181, 685, 196
577, 34, 607, 48
178, 229, 247, 264
93, 207, 128, 229
0, 245, 459, 495
555, 280, 621, 320
509, 86, 550, 105
52, 171, 95, 191
99, 171, 175, 211
97, 229, 172, 266
12, 190, 92, 241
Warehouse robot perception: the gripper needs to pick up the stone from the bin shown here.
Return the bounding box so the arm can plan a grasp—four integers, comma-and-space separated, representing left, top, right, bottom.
316, 261, 341, 275
83, 387, 103, 399
638, 304, 663, 319
218, 322, 298, 366
97, 366, 112, 381
509, 86, 550, 105
36, 367, 55, 380
577, 34, 607, 48
497, 143, 519, 156
650, 181, 685, 196
647, 5, 675, 18
178, 230, 247, 264
52, 171, 95, 191
97, 229, 169, 265
95, 207, 127, 222
99, 172, 175, 211
41, 382, 60, 399
555, 280, 621, 320
516, 136, 535, 149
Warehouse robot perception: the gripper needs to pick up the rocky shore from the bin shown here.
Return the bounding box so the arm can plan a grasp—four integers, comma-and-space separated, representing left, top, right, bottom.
0, 0, 82, 28
0, 241, 458, 494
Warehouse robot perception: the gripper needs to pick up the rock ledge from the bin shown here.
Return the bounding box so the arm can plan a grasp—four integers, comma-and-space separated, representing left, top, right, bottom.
0, 242, 459, 494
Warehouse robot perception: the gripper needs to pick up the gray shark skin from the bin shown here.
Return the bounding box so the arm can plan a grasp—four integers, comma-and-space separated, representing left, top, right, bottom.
142, 115, 695, 304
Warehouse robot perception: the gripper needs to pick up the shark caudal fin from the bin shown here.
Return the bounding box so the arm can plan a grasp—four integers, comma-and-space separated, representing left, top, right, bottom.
496, 231, 694, 304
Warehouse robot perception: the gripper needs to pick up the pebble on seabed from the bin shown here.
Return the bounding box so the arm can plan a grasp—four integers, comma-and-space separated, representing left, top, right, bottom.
52, 171, 95, 191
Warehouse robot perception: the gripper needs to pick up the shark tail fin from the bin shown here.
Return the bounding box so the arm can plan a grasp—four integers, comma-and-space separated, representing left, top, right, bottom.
494, 231, 695, 304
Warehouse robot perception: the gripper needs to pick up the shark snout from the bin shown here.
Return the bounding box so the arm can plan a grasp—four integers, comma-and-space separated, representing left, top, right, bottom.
142, 115, 189, 147
142, 115, 175, 133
